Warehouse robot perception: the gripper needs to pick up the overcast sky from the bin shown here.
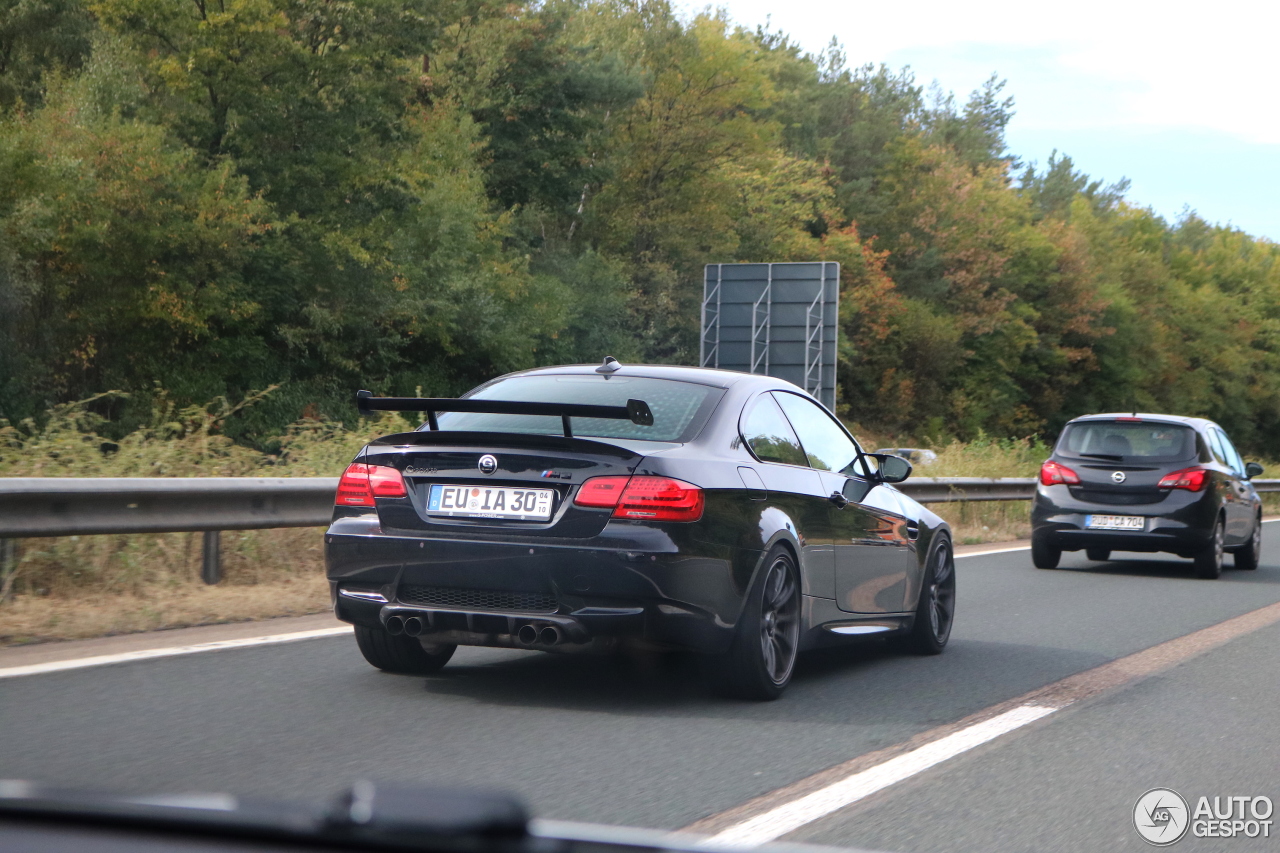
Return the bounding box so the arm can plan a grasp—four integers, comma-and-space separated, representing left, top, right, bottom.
676, 0, 1280, 241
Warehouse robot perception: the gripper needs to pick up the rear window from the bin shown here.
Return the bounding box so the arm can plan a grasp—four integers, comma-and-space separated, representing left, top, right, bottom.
1056, 420, 1197, 462
429, 375, 722, 443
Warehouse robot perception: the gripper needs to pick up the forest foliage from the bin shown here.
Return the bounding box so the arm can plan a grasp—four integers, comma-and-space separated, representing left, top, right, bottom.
3, 0, 1280, 451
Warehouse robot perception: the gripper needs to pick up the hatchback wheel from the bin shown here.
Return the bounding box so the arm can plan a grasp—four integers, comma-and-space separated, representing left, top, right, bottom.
1234, 515, 1262, 571
1031, 534, 1061, 569
715, 546, 800, 700
1194, 518, 1225, 579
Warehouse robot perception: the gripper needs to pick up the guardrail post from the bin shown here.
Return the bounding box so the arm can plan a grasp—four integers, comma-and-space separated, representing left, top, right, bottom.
201, 531, 221, 585
0, 538, 16, 602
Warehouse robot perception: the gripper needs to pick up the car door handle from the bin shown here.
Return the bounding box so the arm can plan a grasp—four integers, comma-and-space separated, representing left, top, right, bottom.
829, 491, 849, 509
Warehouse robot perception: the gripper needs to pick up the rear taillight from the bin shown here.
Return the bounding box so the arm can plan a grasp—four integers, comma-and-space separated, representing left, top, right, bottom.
1039, 460, 1080, 486
573, 476, 632, 507
336, 463, 407, 507
574, 475, 705, 522
1158, 466, 1208, 492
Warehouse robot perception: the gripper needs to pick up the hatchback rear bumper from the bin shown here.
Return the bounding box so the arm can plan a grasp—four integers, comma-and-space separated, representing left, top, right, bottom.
1032, 486, 1216, 555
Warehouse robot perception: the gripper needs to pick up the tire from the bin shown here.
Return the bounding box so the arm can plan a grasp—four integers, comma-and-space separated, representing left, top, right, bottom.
901, 535, 956, 655
354, 625, 456, 674
1086, 547, 1111, 562
1031, 534, 1061, 569
1194, 517, 1225, 579
1234, 515, 1262, 571
714, 546, 801, 700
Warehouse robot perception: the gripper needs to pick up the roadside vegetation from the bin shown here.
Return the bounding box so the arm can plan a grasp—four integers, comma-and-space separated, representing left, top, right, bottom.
4, 0, 1280, 455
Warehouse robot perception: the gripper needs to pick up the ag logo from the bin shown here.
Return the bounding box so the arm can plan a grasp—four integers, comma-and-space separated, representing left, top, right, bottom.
1112, 471, 1127, 483
477, 454, 498, 475
1134, 788, 1190, 845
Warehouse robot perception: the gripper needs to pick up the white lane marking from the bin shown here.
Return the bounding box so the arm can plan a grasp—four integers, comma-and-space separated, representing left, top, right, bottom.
702, 703, 1059, 847
0, 626, 352, 680
955, 544, 1030, 558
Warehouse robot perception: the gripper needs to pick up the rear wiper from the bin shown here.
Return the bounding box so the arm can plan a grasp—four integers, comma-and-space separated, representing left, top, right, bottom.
1074, 453, 1123, 461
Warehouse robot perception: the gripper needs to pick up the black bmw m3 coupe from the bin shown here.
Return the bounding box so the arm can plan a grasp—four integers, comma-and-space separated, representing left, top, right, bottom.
325, 361, 954, 699
1030, 413, 1265, 578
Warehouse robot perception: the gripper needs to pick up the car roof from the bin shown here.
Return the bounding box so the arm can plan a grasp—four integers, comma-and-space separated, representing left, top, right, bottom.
485, 363, 806, 393
1065, 412, 1218, 430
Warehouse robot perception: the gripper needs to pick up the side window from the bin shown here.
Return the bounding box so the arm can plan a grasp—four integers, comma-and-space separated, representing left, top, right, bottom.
1216, 429, 1246, 476
772, 392, 865, 477
1206, 429, 1229, 467
740, 394, 809, 467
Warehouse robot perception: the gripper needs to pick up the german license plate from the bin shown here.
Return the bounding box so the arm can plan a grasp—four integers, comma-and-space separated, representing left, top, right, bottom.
427, 484, 554, 520
1086, 514, 1145, 531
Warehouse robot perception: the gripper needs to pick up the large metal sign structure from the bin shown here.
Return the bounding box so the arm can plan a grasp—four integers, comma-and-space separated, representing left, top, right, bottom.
700, 262, 840, 410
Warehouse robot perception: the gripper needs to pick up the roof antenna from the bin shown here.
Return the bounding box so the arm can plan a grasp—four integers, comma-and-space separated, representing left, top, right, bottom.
595, 356, 621, 376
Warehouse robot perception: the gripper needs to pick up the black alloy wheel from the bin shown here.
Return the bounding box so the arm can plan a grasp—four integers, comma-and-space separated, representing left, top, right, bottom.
1234, 514, 1262, 571
901, 535, 956, 655
1031, 533, 1061, 569
716, 546, 800, 700
355, 625, 457, 674
1194, 517, 1225, 579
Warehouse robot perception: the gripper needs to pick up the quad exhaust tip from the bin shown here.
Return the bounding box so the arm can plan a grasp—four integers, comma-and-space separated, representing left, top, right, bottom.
385, 615, 405, 636
402, 616, 425, 637
516, 624, 539, 645
538, 625, 562, 646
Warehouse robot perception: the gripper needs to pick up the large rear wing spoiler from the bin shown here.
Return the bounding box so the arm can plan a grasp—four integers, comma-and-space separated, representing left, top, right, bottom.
355, 390, 654, 438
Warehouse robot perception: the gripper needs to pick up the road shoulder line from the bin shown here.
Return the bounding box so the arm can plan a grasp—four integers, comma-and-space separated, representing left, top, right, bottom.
0, 625, 352, 679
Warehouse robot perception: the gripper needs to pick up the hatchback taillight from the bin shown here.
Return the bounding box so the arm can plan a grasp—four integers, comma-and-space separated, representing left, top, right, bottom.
575, 475, 705, 522
1040, 460, 1080, 486
1158, 466, 1208, 492
336, 463, 407, 507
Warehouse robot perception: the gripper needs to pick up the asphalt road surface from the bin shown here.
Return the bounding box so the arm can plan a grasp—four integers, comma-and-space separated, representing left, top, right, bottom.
4, 529, 1280, 853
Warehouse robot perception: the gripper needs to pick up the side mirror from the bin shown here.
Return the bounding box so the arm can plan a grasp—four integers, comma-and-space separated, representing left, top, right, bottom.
1246, 461, 1265, 479
870, 453, 913, 484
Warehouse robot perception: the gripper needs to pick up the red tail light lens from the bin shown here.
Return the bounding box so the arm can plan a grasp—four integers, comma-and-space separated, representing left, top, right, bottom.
574, 476, 632, 508
368, 466, 408, 498
1158, 466, 1208, 492
1040, 460, 1081, 486
575, 475, 705, 521
336, 463, 407, 507
615, 476, 704, 521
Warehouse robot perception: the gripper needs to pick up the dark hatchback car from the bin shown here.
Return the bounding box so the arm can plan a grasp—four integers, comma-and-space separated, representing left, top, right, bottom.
1030, 413, 1264, 578
325, 362, 955, 699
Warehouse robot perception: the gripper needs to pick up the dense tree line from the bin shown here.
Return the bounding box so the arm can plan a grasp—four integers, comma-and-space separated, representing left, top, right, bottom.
2, 0, 1279, 451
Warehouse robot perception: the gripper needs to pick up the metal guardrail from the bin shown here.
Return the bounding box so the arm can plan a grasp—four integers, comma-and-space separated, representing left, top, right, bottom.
0, 478, 338, 585
1, 476, 1278, 585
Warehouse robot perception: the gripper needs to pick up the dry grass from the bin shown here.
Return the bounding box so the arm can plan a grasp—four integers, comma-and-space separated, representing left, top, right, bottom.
0, 527, 330, 645
0, 575, 330, 645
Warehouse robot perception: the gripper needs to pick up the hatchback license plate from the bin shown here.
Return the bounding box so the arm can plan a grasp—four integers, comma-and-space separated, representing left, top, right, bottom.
427, 485, 554, 520
1086, 514, 1145, 531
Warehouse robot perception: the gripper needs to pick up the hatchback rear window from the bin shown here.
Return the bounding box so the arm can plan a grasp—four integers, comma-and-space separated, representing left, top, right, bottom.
429, 375, 722, 443
1056, 421, 1197, 462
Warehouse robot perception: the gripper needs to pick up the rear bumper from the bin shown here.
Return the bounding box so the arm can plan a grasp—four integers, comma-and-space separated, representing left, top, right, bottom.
1031, 486, 1216, 554
324, 517, 759, 654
